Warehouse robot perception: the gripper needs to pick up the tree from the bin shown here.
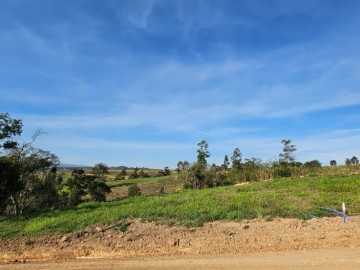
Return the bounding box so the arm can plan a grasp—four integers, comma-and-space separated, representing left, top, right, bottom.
129, 167, 139, 179
115, 169, 127, 180
231, 148, 242, 171
139, 169, 150, 178
303, 160, 322, 172
197, 140, 210, 166
279, 139, 297, 163
177, 161, 190, 173
330, 160, 337, 166
5, 130, 61, 215
92, 163, 109, 180
67, 169, 110, 205
345, 158, 351, 165
0, 156, 21, 214
351, 156, 359, 165
221, 155, 230, 170
0, 115, 64, 215
193, 140, 210, 189
163, 167, 171, 176
0, 113, 23, 151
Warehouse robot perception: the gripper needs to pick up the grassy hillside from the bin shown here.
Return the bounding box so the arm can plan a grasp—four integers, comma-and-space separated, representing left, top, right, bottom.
1, 173, 359, 238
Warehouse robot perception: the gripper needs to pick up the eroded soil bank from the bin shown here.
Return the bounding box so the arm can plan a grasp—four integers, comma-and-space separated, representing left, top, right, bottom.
1, 216, 359, 267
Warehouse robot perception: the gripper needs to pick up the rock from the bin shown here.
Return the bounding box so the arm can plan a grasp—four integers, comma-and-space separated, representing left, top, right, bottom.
60, 235, 70, 243
168, 238, 180, 246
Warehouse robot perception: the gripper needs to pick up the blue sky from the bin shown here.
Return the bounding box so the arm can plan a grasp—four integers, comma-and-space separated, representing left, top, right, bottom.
1, 0, 360, 168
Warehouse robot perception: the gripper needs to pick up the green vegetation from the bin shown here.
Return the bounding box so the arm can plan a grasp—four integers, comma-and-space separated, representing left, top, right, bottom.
0, 113, 111, 214
2, 113, 360, 241
1, 173, 359, 238
127, 184, 141, 197
106, 175, 172, 188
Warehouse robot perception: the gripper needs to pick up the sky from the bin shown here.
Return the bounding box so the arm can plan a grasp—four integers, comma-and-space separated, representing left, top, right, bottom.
1, 0, 360, 168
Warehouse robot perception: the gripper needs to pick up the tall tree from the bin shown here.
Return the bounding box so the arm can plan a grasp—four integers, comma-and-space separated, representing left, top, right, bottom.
279, 139, 297, 163
231, 148, 242, 171
222, 155, 230, 170
0, 113, 23, 151
197, 140, 210, 166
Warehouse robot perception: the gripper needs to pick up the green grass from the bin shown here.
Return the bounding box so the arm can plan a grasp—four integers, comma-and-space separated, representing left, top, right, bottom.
106, 175, 172, 188
1, 174, 359, 238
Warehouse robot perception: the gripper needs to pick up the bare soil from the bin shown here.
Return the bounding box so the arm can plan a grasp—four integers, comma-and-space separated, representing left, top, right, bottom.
1, 216, 360, 269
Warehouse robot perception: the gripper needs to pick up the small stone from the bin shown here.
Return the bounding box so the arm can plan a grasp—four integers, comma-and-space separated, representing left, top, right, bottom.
60, 235, 70, 243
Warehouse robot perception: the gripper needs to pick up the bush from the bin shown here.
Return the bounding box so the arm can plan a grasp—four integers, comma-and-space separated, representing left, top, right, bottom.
128, 184, 141, 197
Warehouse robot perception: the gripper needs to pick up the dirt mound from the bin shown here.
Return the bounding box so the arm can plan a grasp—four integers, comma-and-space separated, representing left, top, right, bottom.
1, 216, 359, 264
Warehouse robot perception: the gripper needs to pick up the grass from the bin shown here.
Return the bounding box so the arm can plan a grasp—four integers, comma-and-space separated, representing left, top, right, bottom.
1, 173, 359, 238
106, 175, 171, 188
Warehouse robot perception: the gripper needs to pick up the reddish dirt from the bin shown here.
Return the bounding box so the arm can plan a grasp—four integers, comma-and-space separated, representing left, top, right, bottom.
1, 216, 360, 269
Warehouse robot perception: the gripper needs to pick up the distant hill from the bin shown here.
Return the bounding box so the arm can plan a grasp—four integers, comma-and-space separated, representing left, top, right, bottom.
59, 163, 91, 169
59, 164, 154, 170
110, 166, 152, 170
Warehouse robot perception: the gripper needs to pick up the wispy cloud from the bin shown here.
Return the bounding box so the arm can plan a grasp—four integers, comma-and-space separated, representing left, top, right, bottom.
2, 0, 360, 167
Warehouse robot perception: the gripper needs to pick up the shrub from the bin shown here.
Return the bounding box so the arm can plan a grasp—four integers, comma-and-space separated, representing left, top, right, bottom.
128, 184, 141, 197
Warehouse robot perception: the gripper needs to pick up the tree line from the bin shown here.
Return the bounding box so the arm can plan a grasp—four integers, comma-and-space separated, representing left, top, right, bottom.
177, 139, 358, 189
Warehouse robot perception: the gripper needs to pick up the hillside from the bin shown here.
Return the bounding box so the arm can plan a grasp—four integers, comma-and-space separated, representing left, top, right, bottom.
1, 173, 359, 238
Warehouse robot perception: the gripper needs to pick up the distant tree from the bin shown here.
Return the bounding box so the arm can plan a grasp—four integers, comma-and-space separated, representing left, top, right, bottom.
279, 139, 297, 163
92, 163, 109, 180
351, 156, 359, 165
128, 184, 141, 197
177, 161, 190, 173
231, 148, 242, 171
345, 158, 351, 165
330, 160, 337, 166
303, 160, 322, 172
157, 167, 171, 177
197, 140, 210, 166
115, 169, 127, 180
139, 169, 150, 178
221, 155, 230, 170
163, 166, 171, 176
129, 167, 139, 179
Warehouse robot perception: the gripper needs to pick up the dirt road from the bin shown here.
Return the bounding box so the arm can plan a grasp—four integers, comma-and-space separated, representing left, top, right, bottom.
2, 248, 360, 270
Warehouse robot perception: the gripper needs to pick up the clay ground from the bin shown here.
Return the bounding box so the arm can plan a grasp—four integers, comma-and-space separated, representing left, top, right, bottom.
2, 248, 360, 270
1, 216, 360, 269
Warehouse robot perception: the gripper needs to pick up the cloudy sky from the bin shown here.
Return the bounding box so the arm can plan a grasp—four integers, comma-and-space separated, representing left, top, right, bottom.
1, 0, 360, 168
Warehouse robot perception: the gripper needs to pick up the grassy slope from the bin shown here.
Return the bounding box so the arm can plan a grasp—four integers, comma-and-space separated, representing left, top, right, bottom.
1, 174, 359, 238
